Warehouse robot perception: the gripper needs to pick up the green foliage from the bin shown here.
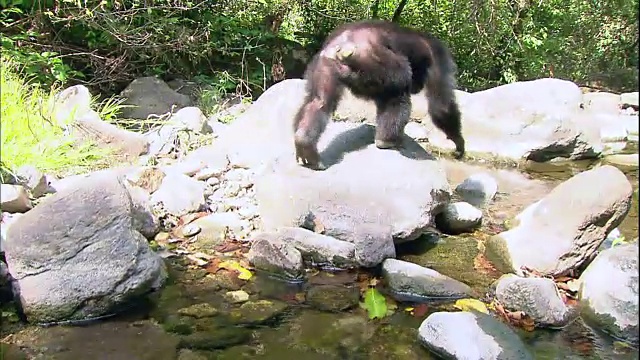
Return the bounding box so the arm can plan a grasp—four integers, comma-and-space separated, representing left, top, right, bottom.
362, 287, 388, 320
0, 56, 113, 177
1, 0, 637, 97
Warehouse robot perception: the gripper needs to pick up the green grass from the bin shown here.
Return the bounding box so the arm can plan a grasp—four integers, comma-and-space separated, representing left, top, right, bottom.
0, 56, 113, 178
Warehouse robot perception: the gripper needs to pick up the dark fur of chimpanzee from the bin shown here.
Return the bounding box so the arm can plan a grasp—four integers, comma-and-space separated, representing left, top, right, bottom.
293, 20, 465, 170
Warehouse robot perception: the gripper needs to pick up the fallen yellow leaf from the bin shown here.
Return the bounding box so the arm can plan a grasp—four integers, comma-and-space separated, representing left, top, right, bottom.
218, 260, 253, 280
453, 298, 490, 314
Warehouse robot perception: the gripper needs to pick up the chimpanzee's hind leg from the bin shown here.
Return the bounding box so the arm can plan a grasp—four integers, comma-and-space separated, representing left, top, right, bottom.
373, 94, 411, 149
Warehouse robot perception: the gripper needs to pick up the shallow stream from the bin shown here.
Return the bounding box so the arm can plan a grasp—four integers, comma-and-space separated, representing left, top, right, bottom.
1, 152, 638, 360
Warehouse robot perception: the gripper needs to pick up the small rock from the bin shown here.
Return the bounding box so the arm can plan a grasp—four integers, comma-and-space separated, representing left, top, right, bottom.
436, 202, 483, 234
119, 76, 192, 120
620, 92, 639, 108
404, 122, 429, 141
495, 274, 576, 328
306, 284, 360, 312
418, 311, 534, 360
15, 165, 49, 198
579, 242, 638, 345
206, 177, 220, 187
224, 290, 250, 304
229, 299, 289, 325
247, 234, 304, 280
124, 166, 165, 194
189, 212, 248, 249
454, 172, 499, 208
382, 258, 472, 301
150, 173, 206, 216
237, 204, 259, 220
177, 349, 208, 360
181, 223, 201, 237
163, 160, 206, 177
194, 166, 225, 181
0, 184, 33, 213
177, 303, 219, 318
269, 227, 357, 269
170, 107, 212, 135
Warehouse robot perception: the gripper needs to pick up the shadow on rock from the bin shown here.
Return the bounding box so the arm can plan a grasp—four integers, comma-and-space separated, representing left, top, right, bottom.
319, 123, 436, 169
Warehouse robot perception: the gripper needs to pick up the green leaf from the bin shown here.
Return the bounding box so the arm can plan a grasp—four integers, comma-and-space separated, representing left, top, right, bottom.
363, 288, 388, 320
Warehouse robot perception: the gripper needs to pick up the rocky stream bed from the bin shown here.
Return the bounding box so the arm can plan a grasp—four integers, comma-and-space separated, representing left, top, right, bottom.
0, 77, 638, 360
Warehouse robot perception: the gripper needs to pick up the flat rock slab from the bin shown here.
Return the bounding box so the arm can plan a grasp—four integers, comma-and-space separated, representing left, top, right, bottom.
4, 172, 166, 324
255, 122, 452, 246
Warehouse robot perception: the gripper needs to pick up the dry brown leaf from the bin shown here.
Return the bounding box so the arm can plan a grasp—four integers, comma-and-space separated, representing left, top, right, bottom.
412, 303, 429, 317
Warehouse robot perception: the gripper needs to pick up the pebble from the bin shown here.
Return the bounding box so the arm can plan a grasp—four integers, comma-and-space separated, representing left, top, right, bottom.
224, 290, 250, 304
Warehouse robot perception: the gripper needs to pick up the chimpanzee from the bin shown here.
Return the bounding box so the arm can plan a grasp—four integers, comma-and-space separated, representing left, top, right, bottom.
293, 20, 465, 170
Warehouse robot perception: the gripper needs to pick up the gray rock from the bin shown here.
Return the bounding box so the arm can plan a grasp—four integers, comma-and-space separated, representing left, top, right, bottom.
524, 119, 602, 162
124, 183, 161, 239
620, 92, 639, 108
255, 122, 451, 246
266, 227, 357, 268
15, 165, 50, 198
3, 172, 166, 324
582, 92, 621, 114
150, 172, 206, 216
404, 121, 429, 141
486, 165, 633, 277
119, 77, 192, 120
579, 242, 638, 345
576, 113, 637, 143
246, 234, 304, 280
382, 258, 472, 300
169, 106, 212, 134
418, 79, 587, 160
123, 166, 166, 194
454, 172, 498, 208
495, 274, 576, 328
418, 311, 534, 360
436, 201, 483, 234
0, 184, 32, 213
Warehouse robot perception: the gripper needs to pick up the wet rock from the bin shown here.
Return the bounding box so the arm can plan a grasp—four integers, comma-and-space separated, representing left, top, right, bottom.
418, 311, 534, 360
0, 184, 32, 213
579, 242, 638, 345
0, 342, 28, 360
305, 284, 360, 312
177, 303, 219, 318
15, 165, 50, 198
263, 227, 357, 269
178, 328, 252, 350
454, 172, 499, 208
224, 290, 250, 304
363, 324, 426, 360
582, 92, 621, 114
486, 165, 633, 277
170, 107, 212, 135
119, 76, 192, 120
3, 172, 166, 324
382, 258, 472, 301
150, 172, 206, 216
435, 201, 483, 234
11, 319, 179, 359
246, 234, 304, 280
229, 299, 289, 325
495, 274, 576, 328
210, 271, 245, 291
290, 311, 376, 356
